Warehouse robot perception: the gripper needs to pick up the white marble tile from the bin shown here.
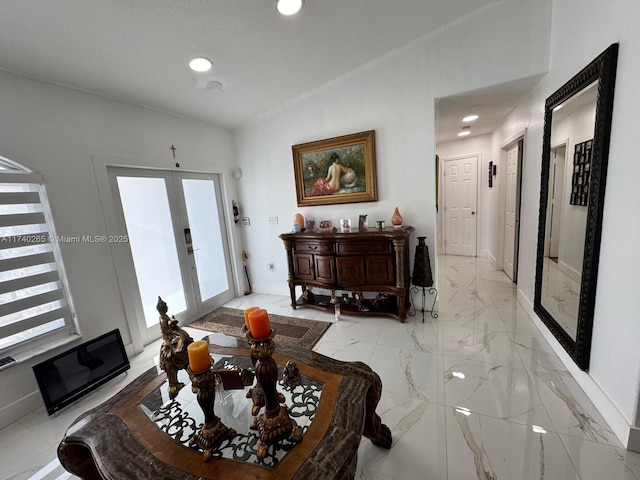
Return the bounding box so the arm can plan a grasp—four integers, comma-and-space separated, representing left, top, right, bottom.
446, 406, 581, 479
438, 303, 508, 333
559, 435, 640, 480
496, 302, 544, 337
443, 357, 554, 431
441, 324, 525, 368
368, 344, 444, 403
357, 393, 447, 480
312, 334, 377, 364
376, 317, 440, 355
0, 422, 52, 478
438, 277, 494, 308
314, 317, 385, 347
478, 267, 514, 284
482, 278, 519, 308
532, 370, 620, 446
513, 332, 570, 375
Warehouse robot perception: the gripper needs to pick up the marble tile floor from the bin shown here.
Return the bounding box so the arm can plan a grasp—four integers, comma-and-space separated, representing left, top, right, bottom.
4, 255, 640, 479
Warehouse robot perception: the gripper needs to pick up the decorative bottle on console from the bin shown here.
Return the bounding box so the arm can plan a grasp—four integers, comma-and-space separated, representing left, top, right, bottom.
391, 207, 403, 228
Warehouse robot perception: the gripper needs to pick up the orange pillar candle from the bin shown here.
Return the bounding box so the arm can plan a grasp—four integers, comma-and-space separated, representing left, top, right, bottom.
187, 339, 211, 373
243, 306, 260, 330
248, 309, 271, 339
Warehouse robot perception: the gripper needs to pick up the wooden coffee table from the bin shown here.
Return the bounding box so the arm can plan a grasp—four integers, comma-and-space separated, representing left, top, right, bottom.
58, 334, 392, 479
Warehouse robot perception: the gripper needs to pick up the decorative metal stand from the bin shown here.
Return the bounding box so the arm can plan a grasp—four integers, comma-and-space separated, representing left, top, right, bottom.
187, 365, 237, 461
157, 297, 193, 399
246, 330, 302, 460
410, 285, 438, 322
409, 236, 438, 322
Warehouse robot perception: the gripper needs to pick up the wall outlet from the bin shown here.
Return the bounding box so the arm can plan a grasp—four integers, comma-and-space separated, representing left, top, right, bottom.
268, 216, 278, 225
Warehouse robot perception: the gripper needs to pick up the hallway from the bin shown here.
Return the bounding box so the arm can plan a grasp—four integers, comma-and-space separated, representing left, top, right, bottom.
3, 256, 640, 479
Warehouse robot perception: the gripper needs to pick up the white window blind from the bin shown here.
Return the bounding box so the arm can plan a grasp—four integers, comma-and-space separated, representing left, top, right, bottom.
0, 162, 73, 353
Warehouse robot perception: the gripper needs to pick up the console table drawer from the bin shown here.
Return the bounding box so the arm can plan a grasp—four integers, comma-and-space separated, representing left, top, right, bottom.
294, 241, 334, 254
336, 241, 391, 255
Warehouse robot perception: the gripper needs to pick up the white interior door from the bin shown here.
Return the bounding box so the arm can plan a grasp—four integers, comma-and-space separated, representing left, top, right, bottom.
443, 156, 478, 256
503, 143, 520, 280
108, 167, 235, 345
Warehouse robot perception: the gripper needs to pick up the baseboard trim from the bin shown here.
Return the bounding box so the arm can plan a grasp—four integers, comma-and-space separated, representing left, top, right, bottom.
627, 426, 640, 453
0, 391, 42, 430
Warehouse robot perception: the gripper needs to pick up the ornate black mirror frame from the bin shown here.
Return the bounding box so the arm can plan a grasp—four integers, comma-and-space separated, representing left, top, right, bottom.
534, 43, 618, 370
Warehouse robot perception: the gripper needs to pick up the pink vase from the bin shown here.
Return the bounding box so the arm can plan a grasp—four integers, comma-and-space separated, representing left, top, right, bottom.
391, 207, 403, 228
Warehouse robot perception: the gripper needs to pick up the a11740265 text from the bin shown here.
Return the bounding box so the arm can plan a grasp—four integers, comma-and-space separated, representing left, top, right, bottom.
0, 234, 129, 244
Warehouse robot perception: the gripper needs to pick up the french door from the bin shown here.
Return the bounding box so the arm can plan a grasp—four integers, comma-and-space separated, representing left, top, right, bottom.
108, 167, 235, 345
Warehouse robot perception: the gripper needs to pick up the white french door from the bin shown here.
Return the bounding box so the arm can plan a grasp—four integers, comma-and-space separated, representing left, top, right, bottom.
443, 156, 478, 256
108, 167, 235, 345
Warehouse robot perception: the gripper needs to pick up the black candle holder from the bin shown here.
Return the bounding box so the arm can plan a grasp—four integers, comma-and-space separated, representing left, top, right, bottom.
246, 329, 302, 460
187, 364, 237, 461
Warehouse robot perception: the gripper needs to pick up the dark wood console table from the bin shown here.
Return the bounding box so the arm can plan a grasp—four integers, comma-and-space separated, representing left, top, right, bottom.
58, 334, 392, 480
280, 226, 414, 321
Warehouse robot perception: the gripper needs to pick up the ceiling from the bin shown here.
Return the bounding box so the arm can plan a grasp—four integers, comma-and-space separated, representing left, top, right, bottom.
0, 0, 538, 138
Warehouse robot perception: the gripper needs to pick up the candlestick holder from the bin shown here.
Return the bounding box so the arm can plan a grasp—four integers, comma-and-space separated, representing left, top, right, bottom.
243, 325, 265, 423
187, 364, 237, 461
246, 329, 302, 460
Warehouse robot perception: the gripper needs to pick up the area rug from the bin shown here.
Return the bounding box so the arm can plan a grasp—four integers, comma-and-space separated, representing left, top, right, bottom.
188, 307, 331, 349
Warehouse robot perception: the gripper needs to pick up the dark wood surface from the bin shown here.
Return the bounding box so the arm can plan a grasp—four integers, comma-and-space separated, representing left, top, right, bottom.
58, 337, 392, 480
280, 226, 414, 321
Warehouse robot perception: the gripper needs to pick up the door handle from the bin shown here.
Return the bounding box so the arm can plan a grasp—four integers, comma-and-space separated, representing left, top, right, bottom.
184, 227, 194, 255
471, 211, 476, 215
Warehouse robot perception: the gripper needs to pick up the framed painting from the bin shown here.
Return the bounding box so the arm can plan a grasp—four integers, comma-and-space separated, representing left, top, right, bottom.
292, 130, 378, 207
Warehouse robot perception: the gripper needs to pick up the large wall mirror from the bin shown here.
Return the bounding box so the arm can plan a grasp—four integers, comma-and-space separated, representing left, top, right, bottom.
534, 43, 618, 370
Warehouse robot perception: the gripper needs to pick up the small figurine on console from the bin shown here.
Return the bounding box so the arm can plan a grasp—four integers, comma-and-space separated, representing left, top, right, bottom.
157, 296, 194, 399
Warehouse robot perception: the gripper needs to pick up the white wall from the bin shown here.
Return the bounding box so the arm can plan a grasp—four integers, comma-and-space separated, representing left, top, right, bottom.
0, 71, 238, 427
548, 0, 640, 447
490, 0, 640, 450
233, 1, 551, 299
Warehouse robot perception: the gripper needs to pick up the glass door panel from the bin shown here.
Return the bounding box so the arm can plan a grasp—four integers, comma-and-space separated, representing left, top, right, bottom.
182, 178, 229, 304
116, 176, 187, 328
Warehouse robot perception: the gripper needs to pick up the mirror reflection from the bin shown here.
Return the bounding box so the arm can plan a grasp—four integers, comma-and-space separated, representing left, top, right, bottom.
540, 81, 598, 340
534, 43, 618, 370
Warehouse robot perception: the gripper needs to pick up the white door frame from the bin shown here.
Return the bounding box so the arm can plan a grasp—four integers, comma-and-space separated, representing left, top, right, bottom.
91, 154, 238, 353
497, 130, 527, 277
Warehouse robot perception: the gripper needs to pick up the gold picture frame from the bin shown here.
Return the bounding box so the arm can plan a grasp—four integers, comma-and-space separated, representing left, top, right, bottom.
292, 130, 378, 207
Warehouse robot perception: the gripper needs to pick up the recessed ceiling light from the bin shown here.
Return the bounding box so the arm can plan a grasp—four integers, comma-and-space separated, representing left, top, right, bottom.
276, 0, 304, 15
462, 114, 479, 122
189, 57, 213, 73
458, 126, 471, 137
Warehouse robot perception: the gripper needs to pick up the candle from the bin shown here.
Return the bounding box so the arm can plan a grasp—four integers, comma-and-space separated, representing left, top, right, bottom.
243, 306, 260, 330
187, 340, 210, 373
248, 309, 271, 339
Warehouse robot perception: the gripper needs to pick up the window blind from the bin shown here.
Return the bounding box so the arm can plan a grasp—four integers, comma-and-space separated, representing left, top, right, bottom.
0, 169, 72, 352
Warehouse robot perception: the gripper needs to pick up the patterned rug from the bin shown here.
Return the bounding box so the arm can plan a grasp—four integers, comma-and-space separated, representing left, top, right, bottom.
188, 307, 331, 349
